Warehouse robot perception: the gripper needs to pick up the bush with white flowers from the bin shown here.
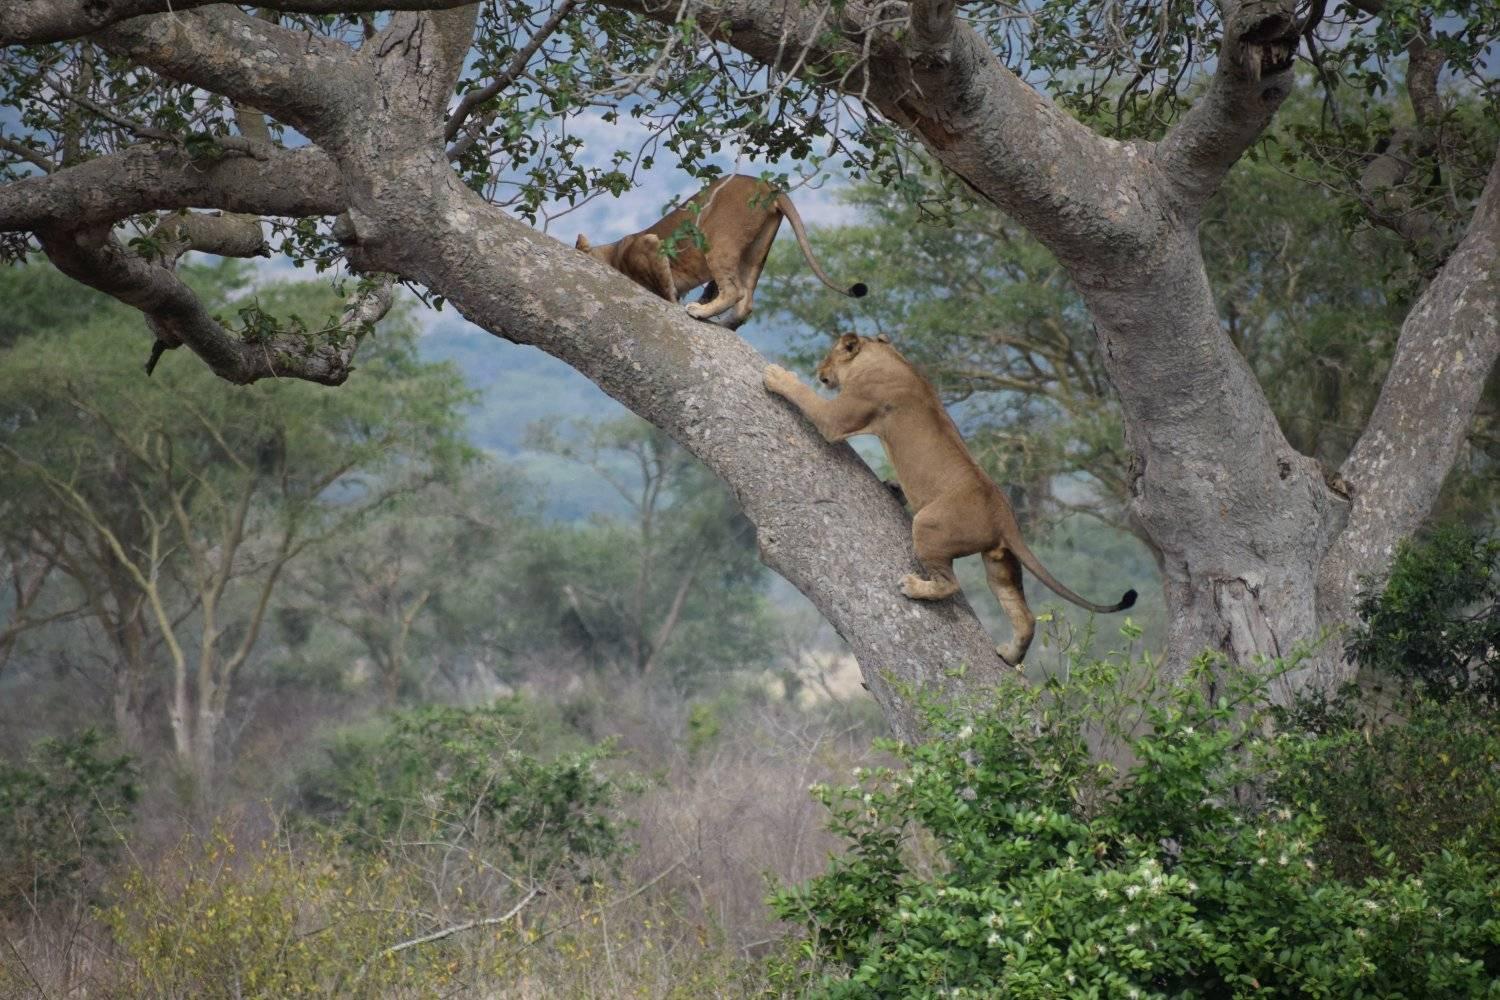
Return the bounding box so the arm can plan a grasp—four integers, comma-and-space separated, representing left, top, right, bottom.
772, 648, 1500, 999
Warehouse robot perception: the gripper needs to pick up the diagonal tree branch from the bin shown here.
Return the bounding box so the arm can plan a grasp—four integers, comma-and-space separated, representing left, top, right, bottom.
97, 7, 365, 142
1315, 146, 1500, 648
1157, 0, 1307, 210
600, 0, 1161, 274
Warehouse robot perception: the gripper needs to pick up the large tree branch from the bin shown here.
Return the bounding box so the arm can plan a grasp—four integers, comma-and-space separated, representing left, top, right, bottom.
97, 7, 365, 142
1, 0, 477, 46
36, 224, 391, 384
1315, 147, 1500, 647
0, 143, 343, 232
602, 0, 1160, 274
1157, 0, 1305, 209
338, 159, 1002, 741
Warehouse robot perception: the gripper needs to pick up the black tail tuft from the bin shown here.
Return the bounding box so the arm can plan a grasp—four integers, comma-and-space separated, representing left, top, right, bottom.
848, 282, 868, 298
1118, 589, 1138, 611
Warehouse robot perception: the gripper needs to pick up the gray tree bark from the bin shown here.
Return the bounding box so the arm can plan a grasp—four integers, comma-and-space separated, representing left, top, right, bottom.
2, 0, 1496, 735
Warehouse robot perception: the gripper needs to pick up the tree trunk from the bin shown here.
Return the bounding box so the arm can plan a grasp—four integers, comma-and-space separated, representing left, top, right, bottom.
15, 2, 1495, 737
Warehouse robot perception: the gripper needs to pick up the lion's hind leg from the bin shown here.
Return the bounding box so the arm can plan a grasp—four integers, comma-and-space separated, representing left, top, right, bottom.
900, 499, 980, 602
983, 547, 1036, 667
685, 277, 742, 320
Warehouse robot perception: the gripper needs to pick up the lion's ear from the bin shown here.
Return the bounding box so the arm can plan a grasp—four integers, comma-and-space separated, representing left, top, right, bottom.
875, 333, 890, 344
638, 233, 662, 253
839, 332, 861, 354
575, 234, 591, 251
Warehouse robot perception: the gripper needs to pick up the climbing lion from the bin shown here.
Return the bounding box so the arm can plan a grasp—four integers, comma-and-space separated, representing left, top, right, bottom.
764, 333, 1136, 665
575, 174, 867, 329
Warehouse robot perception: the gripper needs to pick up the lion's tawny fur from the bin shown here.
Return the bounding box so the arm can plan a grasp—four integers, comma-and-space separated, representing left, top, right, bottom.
764, 333, 1136, 665
576, 175, 866, 329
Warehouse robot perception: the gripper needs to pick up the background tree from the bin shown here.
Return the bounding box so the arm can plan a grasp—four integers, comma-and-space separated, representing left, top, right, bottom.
0, 0, 1495, 734
524, 416, 775, 681
287, 474, 520, 707
0, 264, 472, 786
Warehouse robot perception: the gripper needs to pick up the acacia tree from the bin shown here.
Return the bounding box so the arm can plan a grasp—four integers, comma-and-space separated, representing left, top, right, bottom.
528, 416, 772, 679
0, 0, 1495, 736
0, 272, 471, 784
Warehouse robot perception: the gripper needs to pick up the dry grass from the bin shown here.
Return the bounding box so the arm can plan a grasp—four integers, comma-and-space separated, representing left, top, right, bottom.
0, 673, 880, 998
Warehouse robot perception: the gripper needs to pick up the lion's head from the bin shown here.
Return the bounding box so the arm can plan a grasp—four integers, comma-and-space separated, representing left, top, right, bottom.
815, 332, 891, 389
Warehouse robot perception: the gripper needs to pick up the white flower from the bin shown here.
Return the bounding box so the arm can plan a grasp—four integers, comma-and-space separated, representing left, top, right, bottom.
1183, 725, 1195, 735
1095, 944, 1107, 957
1355, 928, 1368, 939
1065, 971, 1077, 985
1361, 900, 1380, 912
1124, 885, 1142, 899
1125, 923, 1139, 936
1095, 887, 1110, 901
986, 932, 1001, 946
898, 910, 914, 923
1278, 854, 1289, 866
1186, 881, 1199, 894
1256, 857, 1268, 866
958, 724, 975, 740
985, 912, 1004, 929
1128, 989, 1141, 999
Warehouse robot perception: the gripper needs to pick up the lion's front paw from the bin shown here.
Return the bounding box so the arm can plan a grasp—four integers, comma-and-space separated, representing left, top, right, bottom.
763, 364, 799, 395
899, 574, 925, 599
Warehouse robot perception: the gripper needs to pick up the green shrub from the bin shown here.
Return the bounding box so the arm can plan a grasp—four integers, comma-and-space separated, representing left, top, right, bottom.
0, 729, 137, 909
772, 650, 1500, 999
296, 701, 631, 884
99, 831, 448, 998
1273, 691, 1500, 880
1346, 525, 1500, 707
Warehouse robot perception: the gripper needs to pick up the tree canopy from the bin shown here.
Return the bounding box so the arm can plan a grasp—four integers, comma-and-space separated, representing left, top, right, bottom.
1, 0, 1496, 734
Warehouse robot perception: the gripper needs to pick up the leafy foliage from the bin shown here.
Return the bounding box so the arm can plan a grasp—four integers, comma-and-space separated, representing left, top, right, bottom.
520, 416, 776, 680
773, 647, 1500, 998
1273, 691, 1500, 880
297, 701, 632, 885
1346, 525, 1500, 707
0, 729, 137, 910
100, 831, 450, 998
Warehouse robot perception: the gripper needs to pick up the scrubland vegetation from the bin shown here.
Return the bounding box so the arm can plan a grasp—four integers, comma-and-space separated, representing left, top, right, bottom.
4, 85, 1499, 998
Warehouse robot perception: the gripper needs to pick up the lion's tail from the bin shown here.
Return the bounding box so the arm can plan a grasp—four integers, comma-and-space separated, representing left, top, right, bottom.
996, 534, 1137, 615
775, 193, 868, 299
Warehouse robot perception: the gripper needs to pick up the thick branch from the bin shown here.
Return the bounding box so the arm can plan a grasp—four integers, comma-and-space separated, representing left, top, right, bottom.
341, 160, 1002, 740
97, 7, 364, 142
1316, 147, 1500, 646
0, 143, 343, 232
1157, 0, 1303, 209
602, 0, 1159, 275
0, 0, 476, 46
37, 225, 389, 385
